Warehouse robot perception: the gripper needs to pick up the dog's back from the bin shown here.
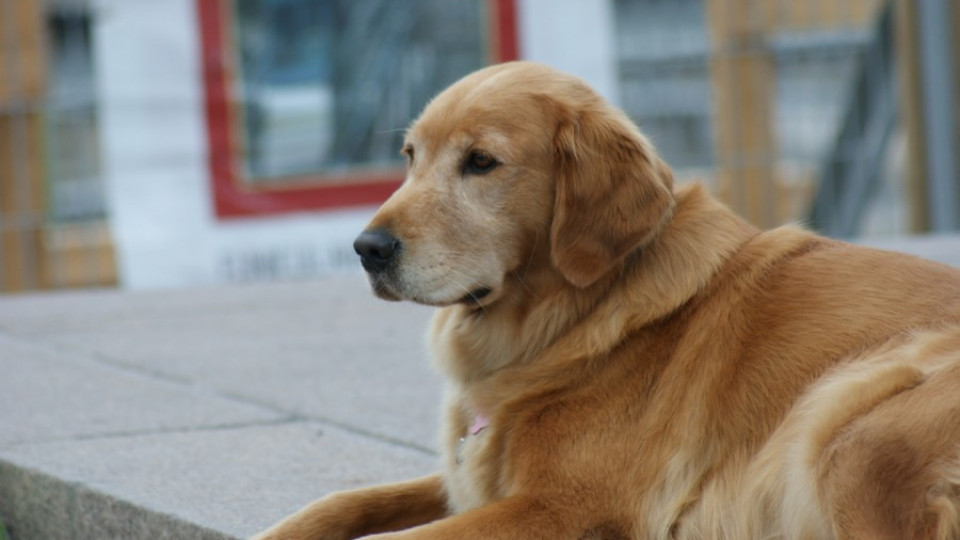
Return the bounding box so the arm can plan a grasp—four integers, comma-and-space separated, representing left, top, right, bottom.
637, 225, 960, 538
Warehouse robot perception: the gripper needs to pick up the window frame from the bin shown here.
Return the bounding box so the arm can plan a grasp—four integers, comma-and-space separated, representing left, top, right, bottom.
196, 0, 518, 219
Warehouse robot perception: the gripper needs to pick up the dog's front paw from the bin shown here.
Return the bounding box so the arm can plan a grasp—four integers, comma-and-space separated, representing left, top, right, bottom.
250, 525, 345, 540
250, 495, 358, 540
250, 523, 350, 540
249, 514, 345, 540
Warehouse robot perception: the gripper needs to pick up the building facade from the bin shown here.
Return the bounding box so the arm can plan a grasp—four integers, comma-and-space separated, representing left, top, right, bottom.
1, 0, 957, 291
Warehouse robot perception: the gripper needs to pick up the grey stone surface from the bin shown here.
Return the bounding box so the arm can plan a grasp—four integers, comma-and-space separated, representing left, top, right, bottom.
1, 277, 441, 450
0, 461, 234, 540
0, 335, 283, 446
0, 275, 442, 540
2, 422, 436, 539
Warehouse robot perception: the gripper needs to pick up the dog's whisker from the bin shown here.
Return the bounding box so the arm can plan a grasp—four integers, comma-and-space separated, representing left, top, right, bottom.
375, 127, 409, 135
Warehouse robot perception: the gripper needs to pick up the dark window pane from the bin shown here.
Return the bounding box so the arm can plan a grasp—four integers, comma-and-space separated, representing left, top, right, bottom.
233, 0, 486, 183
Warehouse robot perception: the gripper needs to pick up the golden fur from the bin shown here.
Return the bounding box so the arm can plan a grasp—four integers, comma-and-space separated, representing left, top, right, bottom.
255, 62, 960, 539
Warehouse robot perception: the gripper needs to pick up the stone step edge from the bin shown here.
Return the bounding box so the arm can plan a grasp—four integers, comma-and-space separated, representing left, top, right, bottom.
0, 459, 238, 540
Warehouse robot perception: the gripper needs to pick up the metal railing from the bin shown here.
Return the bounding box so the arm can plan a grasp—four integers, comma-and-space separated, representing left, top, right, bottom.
809, 2, 897, 237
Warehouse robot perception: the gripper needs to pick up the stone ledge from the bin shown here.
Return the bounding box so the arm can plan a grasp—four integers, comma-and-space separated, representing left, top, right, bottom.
0, 460, 234, 540
1, 276, 438, 539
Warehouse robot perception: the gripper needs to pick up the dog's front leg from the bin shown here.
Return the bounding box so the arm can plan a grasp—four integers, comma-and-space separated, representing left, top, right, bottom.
362, 494, 587, 540
252, 474, 448, 540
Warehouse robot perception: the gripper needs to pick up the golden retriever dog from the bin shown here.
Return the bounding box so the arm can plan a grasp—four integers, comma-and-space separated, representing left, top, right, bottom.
255, 62, 960, 539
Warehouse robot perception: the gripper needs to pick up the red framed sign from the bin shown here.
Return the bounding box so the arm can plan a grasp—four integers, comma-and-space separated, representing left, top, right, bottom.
197, 0, 518, 219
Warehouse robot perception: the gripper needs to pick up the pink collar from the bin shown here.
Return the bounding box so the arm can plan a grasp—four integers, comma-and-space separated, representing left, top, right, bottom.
469, 413, 490, 435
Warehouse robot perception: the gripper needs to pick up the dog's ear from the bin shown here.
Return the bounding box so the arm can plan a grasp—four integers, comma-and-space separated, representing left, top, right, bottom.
551, 103, 675, 288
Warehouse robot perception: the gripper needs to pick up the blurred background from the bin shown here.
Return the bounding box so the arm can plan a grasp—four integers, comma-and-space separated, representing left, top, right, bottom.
0, 0, 957, 293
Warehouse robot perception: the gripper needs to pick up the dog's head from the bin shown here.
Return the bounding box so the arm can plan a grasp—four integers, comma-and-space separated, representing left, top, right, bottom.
354, 62, 675, 307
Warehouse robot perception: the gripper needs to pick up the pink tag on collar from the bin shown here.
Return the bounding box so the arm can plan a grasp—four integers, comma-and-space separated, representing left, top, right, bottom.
469, 413, 490, 435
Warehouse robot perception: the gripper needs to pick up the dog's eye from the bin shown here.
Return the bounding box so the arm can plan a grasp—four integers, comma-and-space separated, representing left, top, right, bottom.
401, 145, 415, 164
463, 150, 499, 175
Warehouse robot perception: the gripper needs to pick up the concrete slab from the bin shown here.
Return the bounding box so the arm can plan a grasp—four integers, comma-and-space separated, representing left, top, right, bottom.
0, 335, 284, 446
0, 461, 235, 540
1, 276, 442, 450
0, 275, 445, 540
1, 422, 436, 539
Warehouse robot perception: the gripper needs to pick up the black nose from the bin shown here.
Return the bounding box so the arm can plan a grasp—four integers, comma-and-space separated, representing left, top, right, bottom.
353, 229, 401, 273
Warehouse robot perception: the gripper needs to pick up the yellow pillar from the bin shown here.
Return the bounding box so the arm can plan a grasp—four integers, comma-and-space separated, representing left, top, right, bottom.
894, 0, 929, 233
0, 0, 48, 292
707, 0, 778, 229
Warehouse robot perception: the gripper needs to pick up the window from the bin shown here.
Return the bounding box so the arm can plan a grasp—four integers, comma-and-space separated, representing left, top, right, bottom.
46, 7, 105, 222
198, 0, 517, 218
